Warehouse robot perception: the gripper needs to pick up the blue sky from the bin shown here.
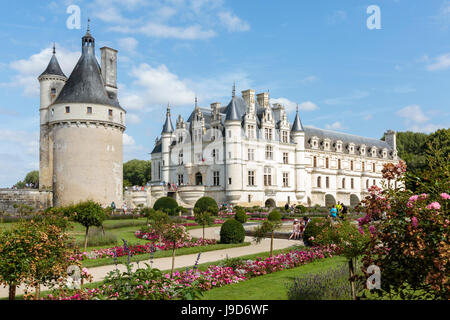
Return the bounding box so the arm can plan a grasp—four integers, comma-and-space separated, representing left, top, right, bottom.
0, 0, 449, 187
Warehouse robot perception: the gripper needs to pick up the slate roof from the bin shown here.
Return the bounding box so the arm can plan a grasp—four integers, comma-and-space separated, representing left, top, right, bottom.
291, 112, 304, 132
304, 126, 392, 150
162, 114, 174, 133
52, 34, 123, 110
40, 54, 66, 78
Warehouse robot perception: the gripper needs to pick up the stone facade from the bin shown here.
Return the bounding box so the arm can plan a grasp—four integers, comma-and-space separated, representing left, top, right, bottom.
0, 189, 52, 214
149, 89, 400, 209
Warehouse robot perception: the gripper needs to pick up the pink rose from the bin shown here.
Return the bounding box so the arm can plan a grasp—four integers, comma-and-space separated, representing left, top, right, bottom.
426, 202, 441, 210
440, 193, 450, 200
411, 216, 418, 227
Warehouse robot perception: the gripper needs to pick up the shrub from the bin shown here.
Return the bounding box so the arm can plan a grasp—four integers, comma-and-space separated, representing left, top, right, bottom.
74, 228, 118, 247
268, 209, 282, 222
194, 197, 218, 216
303, 218, 331, 246
286, 264, 357, 300
234, 208, 248, 223
296, 205, 307, 214
220, 219, 245, 244
153, 197, 178, 216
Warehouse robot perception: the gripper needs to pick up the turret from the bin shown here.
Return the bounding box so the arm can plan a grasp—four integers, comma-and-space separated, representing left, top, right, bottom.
161, 104, 173, 183
291, 105, 306, 203
38, 44, 67, 191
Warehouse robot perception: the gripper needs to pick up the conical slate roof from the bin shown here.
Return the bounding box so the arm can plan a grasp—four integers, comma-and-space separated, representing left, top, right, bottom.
162, 106, 174, 133
225, 96, 244, 121
40, 54, 66, 78
53, 33, 122, 109
291, 111, 304, 132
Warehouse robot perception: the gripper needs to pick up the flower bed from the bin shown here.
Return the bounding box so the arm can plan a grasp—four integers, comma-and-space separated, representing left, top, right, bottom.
50, 245, 340, 300
70, 236, 217, 261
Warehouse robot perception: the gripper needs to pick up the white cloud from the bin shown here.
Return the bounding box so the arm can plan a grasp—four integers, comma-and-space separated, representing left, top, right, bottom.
300, 76, 319, 84
426, 52, 450, 71
123, 133, 136, 146
270, 98, 318, 112
117, 37, 139, 54
325, 121, 346, 130
5, 45, 79, 96
126, 113, 141, 124
122, 63, 195, 111
218, 11, 250, 32
396, 105, 445, 133
396, 105, 429, 124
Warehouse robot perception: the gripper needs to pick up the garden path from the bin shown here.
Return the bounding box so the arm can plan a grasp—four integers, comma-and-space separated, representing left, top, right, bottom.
0, 225, 301, 299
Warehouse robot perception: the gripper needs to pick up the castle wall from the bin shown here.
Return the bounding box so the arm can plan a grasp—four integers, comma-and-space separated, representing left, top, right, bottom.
0, 189, 53, 214
52, 123, 123, 207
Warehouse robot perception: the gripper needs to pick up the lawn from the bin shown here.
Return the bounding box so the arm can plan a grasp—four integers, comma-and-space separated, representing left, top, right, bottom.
200, 256, 348, 300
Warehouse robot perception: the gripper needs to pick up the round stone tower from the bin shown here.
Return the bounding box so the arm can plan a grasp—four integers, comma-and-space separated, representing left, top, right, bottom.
39, 27, 126, 208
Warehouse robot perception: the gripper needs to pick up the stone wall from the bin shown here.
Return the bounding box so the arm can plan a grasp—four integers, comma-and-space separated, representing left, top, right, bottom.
0, 189, 53, 214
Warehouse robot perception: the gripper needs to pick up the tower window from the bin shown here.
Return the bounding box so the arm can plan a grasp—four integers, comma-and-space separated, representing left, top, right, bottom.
65, 106, 70, 113
108, 109, 113, 117
87, 107, 92, 114
51, 88, 56, 95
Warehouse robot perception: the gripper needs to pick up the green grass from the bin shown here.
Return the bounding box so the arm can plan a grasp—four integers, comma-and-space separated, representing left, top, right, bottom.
200, 256, 348, 300
81, 241, 251, 268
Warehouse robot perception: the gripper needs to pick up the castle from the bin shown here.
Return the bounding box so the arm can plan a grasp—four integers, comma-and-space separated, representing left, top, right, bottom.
38, 27, 125, 208
148, 88, 399, 209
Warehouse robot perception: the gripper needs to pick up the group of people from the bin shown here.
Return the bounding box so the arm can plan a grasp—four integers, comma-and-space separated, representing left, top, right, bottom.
289, 216, 311, 240
329, 201, 348, 220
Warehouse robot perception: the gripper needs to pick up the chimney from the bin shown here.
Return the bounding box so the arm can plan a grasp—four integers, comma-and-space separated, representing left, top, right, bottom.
242, 89, 255, 112
100, 47, 118, 96
384, 130, 397, 151
257, 92, 269, 108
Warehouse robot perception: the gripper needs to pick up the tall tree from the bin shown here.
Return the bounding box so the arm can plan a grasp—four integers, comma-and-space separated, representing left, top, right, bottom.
123, 159, 151, 187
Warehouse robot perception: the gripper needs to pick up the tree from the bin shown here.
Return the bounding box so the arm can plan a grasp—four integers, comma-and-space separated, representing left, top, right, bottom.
69, 201, 107, 250
359, 156, 449, 299
194, 197, 218, 239
24, 170, 39, 187
0, 214, 75, 300
123, 159, 151, 186
253, 209, 282, 257
153, 197, 179, 216
160, 223, 191, 277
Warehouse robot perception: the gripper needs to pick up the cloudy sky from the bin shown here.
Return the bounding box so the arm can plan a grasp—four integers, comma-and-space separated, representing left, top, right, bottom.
0, 0, 449, 187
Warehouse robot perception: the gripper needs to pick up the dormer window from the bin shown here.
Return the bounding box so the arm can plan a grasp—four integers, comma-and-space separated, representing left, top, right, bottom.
371, 147, 377, 157
382, 149, 388, 158
336, 140, 343, 152
323, 139, 331, 151
360, 145, 366, 156
348, 143, 355, 154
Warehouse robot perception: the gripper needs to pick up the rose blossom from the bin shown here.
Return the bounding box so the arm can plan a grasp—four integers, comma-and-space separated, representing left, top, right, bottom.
411, 216, 418, 227
440, 193, 450, 200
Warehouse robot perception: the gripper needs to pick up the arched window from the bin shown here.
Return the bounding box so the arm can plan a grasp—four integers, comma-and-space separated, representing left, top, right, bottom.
325, 158, 329, 169
342, 178, 346, 189
317, 176, 321, 188
178, 150, 183, 165
313, 156, 317, 167
326, 176, 329, 188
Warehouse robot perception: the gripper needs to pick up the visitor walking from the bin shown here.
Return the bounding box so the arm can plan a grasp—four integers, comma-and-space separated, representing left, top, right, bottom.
330, 205, 338, 220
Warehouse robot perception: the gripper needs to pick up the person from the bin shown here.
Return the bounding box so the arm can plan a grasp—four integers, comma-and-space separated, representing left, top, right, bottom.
303, 216, 311, 227
339, 204, 347, 219
123, 203, 127, 215
285, 203, 289, 211
289, 219, 300, 240
330, 205, 338, 219
336, 201, 342, 215
299, 220, 306, 238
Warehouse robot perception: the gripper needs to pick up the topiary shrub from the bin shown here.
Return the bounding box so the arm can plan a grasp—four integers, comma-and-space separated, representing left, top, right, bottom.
194, 197, 218, 215
268, 209, 282, 222
153, 197, 178, 216
220, 219, 245, 244
234, 208, 248, 223
303, 218, 331, 246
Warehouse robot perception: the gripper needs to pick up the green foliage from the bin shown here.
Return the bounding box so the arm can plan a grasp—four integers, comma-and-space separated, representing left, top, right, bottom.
69, 201, 107, 229
220, 219, 245, 244
303, 218, 331, 245
268, 209, 282, 222
193, 207, 215, 239
12, 203, 34, 216
296, 205, 307, 214
24, 170, 39, 186
218, 256, 246, 270
123, 159, 151, 186
153, 197, 178, 216
74, 228, 118, 247
194, 197, 218, 216
234, 208, 248, 223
